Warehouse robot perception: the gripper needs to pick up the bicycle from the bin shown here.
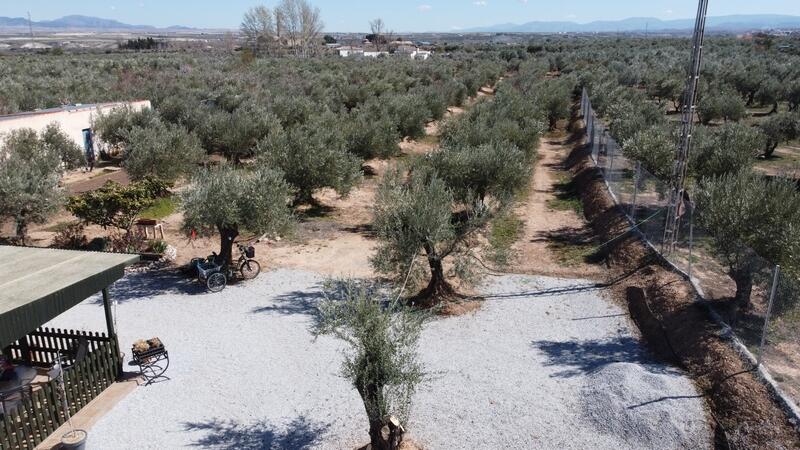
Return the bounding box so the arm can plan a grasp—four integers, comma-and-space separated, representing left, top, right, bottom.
235, 242, 261, 280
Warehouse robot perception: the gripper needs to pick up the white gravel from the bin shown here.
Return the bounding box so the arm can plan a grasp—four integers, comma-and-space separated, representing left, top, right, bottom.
47, 269, 711, 449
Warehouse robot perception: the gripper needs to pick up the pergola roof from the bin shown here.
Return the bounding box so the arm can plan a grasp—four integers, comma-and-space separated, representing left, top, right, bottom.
0, 246, 138, 348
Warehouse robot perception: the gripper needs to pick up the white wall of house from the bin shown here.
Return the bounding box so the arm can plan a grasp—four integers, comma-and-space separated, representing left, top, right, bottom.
0, 100, 151, 156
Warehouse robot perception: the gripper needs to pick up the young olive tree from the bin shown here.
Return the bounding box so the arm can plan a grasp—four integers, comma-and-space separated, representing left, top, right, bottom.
182, 166, 293, 267
257, 112, 362, 205
696, 171, 800, 310
315, 281, 425, 450
122, 122, 205, 183
372, 167, 487, 303
0, 128, 71, 244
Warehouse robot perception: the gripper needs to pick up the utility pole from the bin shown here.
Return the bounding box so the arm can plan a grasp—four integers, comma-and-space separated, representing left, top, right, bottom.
27, 11, 34, 40
662, 0, 709, 254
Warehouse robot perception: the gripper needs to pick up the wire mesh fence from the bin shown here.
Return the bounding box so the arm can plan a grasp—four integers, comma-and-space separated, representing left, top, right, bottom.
580, 88, 800, 408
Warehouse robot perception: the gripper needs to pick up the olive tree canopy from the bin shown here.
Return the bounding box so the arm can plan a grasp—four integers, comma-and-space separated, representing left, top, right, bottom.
0, 128, 66, 244
182, 165, 293, 265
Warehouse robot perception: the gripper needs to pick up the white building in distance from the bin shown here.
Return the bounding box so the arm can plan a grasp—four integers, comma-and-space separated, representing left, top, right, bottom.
0, 100, 151, 160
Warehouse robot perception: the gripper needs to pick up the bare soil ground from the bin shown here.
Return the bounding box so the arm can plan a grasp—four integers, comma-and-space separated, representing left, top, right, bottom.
567, 113, 800, 449
508, 132, 604, 280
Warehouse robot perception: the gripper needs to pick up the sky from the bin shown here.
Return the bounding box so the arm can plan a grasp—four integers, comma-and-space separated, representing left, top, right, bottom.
7, 0, 800, 32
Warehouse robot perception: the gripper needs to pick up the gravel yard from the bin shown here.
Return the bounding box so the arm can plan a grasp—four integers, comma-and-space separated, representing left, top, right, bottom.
47, 269, 711, 449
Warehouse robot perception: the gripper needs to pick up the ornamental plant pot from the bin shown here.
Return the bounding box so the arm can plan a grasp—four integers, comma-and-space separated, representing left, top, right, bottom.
60, 429, 87, 450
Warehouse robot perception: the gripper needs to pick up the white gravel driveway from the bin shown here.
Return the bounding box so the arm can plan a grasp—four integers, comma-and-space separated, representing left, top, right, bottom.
47, 269, 711, 449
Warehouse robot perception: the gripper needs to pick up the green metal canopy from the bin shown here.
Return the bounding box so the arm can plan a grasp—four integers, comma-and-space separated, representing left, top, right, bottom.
0, 246, 139, 348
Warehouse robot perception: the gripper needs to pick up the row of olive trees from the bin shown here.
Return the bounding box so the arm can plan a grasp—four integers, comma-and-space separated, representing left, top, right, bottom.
567, 37, 800, 314
371, 80, 549, 304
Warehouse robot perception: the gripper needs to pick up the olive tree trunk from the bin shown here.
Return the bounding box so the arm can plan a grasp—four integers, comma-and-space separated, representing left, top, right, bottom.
730, 267, 754, 310
216, 225, 239, 268
420, 242, 454, 301
15, 220, 27, 245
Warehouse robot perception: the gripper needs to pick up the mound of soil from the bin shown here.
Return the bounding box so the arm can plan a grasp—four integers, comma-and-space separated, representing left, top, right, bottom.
566, 115, 800, 449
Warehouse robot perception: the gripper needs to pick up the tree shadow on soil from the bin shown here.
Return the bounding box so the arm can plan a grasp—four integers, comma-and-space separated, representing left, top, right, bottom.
531, 337, 678, 378
183, 416, 329, 450
251, 289, 324, 316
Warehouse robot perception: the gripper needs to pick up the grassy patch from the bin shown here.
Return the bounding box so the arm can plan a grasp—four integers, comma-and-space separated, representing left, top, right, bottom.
140, 196, 178, 220
488, 210, 524, 266
546, 171, 583, 214
547, 240, 597, 267
418, 134, 440, 146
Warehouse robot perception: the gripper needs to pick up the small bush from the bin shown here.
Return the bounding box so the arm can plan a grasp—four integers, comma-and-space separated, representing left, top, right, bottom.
52, 223, 88, 250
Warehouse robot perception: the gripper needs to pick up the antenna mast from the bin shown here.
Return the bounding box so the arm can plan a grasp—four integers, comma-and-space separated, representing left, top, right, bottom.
662, 0, 709, 254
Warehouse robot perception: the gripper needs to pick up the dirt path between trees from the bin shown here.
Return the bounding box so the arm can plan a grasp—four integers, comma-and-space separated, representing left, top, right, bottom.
507, 134, 604, 280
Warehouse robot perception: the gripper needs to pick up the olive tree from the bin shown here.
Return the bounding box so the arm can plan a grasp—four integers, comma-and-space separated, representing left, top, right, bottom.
534, 78, 573, 130
315, 280, 425, 450
622, 125, 675, 180
122, 122, 205, 183
690, 123, 762, 178
696, 171, 800, 310
41, 122, 85, 168
0, 129, 65, 243
93, 106, 160, 150
372, 167, 487, 303
426, 141, 530, 204
257, 112, 362, 204
697, 88, 748, 125
759, 112, 799, 158
181, 165, 293, 266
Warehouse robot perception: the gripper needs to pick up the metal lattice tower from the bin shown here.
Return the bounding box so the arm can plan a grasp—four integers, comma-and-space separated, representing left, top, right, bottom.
662, 0, 709, 254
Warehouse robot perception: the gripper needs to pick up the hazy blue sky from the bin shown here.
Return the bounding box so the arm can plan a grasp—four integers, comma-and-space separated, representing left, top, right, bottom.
8, 0, 800, 32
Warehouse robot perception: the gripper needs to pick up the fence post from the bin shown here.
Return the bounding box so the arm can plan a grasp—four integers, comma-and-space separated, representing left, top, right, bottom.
758, 265, 781, 366
630, 161, 640, 219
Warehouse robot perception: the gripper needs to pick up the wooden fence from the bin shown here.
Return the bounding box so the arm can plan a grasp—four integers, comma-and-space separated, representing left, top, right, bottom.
0, 328, 121, 450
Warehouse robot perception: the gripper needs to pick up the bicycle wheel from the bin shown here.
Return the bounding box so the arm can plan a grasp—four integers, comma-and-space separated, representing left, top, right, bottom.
206, 272, 227, 293
240, 259, 261, 280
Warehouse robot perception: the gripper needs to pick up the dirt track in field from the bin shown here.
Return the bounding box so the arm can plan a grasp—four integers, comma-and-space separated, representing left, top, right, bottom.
508, 134, 603, 280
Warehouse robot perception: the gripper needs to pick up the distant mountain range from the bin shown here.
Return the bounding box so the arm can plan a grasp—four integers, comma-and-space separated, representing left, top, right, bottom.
2, 13, 800, 34
464, 14, 800, 33
0, 15, 194, 32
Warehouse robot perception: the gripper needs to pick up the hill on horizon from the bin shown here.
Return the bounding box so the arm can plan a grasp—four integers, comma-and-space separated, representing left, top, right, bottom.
0, 14, 194, 32
1, 13, 800, 34
463, 14, 800, 33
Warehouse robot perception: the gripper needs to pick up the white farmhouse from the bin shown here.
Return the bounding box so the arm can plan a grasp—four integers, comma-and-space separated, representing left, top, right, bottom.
0, 100, 151, 160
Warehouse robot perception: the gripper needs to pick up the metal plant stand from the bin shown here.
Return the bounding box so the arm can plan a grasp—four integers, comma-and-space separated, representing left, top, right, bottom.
131, 344, 170, 385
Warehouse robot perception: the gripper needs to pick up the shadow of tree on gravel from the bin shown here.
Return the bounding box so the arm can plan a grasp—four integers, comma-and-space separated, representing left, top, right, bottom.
183, 416, 329, 449
531, 337, 678, 378
251, 289, 324, 316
